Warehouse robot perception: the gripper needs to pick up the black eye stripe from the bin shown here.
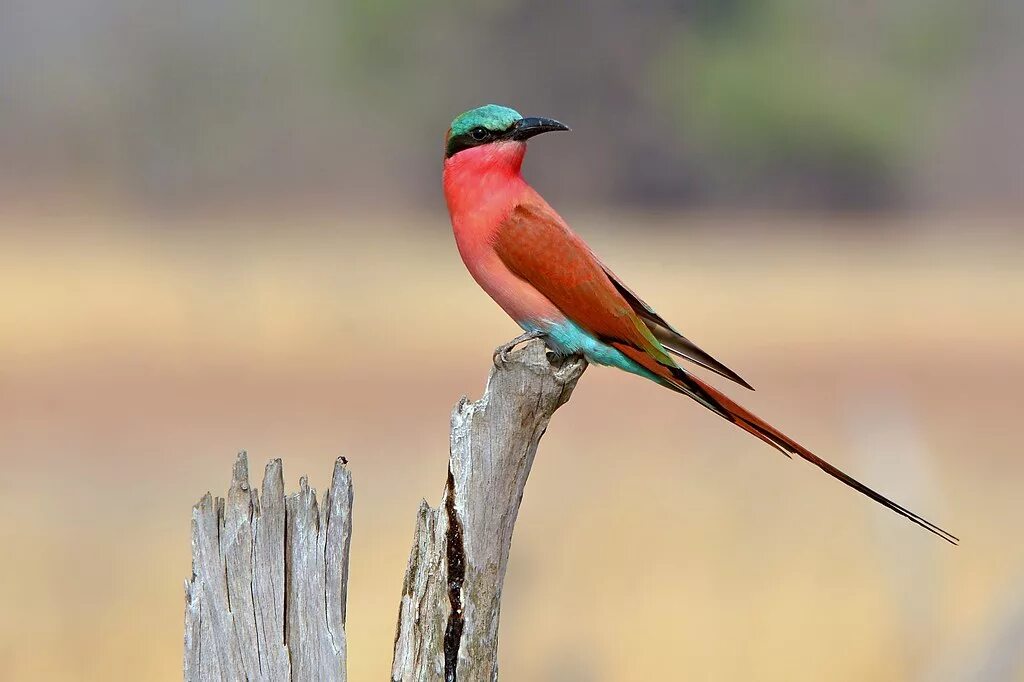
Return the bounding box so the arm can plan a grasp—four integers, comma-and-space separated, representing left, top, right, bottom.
446, 125, 504, 157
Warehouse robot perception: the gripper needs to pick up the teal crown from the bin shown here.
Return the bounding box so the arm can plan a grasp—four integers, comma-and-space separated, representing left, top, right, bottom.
449, 104, 522, 139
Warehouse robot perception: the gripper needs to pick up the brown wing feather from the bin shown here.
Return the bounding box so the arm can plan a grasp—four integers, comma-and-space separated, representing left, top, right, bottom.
493, 201, 675, 367
599, 262, 754, 390
494, 201, 957, 545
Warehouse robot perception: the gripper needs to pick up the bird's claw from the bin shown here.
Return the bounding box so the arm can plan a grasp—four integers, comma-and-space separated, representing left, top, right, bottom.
492, 347, 511, 368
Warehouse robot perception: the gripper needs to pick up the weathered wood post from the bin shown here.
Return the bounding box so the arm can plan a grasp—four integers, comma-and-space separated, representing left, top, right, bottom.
390, 340, 586, 681
183, 339, 585, 681
183, 455, 353, 681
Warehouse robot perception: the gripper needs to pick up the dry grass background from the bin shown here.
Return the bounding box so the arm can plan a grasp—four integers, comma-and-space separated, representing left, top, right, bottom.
1, 209, 1022, 680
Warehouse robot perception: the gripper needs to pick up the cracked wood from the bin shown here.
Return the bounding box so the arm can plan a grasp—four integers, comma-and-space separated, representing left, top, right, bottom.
184, 453, 353, 681
183, 340, 583, 681
391, 339, 587, 681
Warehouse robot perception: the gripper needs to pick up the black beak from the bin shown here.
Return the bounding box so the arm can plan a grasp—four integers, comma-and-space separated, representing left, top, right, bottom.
508, 116, 570, 141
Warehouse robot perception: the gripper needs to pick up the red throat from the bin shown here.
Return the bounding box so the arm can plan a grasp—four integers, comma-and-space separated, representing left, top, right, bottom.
442, 142, 528, 219
442, 139, 563, 325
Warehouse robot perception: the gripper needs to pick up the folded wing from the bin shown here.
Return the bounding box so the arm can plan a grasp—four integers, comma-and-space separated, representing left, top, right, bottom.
599, 262, 754, 389
493, 200, 676, 368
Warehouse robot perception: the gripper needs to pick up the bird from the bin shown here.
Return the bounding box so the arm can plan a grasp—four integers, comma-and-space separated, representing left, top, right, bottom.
441, 104, 957, 545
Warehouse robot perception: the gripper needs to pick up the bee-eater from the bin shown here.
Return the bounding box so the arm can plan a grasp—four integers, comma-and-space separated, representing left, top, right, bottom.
442, 104, 957, 544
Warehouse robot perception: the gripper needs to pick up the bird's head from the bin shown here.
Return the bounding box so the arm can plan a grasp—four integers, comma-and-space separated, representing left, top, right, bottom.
444, 104, 569, 159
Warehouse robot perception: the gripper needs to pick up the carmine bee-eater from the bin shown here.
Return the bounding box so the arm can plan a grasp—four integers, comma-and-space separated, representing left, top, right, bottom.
442, 104, 957, 544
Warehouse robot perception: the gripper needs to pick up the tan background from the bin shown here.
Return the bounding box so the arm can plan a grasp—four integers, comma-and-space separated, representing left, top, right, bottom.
2, 210, 1021, 680
2, 0, 1023, 678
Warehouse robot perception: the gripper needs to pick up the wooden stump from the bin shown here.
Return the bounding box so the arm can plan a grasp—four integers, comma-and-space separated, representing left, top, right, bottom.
391, 340, 586, 682
183, 339, 585, 681
184, 454, 353, 681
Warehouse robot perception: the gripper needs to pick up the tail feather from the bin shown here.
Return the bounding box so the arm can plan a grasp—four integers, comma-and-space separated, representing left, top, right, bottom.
677, 369, 959, 544
611, 341, 959, 545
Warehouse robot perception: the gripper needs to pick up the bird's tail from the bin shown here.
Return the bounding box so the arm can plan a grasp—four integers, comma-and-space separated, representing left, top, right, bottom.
612, 342, 958, 544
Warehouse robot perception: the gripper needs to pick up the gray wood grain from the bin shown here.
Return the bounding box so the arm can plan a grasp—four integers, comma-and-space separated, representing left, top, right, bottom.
391, 339, 587, 682
184, 453, 353, 681
185, 341, 583, 681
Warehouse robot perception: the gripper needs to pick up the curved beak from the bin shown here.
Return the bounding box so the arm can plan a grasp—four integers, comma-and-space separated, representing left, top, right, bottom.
508, 116, 570, 141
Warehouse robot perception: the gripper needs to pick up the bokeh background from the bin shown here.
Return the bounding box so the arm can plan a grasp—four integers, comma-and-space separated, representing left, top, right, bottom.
2, 1, 1022, 680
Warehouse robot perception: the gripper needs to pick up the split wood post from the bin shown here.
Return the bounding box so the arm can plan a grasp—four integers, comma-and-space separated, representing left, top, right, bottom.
182, 339, 586, 681
183, 454, 353, 681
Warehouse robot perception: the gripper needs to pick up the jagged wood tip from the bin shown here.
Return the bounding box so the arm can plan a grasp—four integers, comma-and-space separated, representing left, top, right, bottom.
184, 452, 353, 682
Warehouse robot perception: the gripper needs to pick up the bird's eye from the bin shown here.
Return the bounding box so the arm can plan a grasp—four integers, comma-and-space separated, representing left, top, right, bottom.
470, 127, 489, 141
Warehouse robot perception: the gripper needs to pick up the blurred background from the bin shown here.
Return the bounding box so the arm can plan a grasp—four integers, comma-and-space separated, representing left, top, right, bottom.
1, 0, 1022, 679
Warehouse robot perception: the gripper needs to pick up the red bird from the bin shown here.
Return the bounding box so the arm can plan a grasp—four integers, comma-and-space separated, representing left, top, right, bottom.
442, 104, 957, 544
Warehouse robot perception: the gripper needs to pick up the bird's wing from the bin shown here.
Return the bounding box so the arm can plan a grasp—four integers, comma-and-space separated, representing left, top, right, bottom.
496, 198, 751, 389
493, 200, 676, 368
495, 200, 958, 545
598, 262, 754, 390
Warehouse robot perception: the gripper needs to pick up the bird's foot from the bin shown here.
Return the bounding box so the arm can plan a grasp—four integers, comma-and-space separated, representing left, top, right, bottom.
493, 330, 546, 368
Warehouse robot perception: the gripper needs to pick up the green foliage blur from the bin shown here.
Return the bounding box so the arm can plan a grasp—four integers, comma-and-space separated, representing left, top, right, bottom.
655, 0, 973, 207
0, 0, 1009, 211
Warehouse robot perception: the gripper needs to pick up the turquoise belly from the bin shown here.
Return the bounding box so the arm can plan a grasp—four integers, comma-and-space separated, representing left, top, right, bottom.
522, 319, 660, 381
